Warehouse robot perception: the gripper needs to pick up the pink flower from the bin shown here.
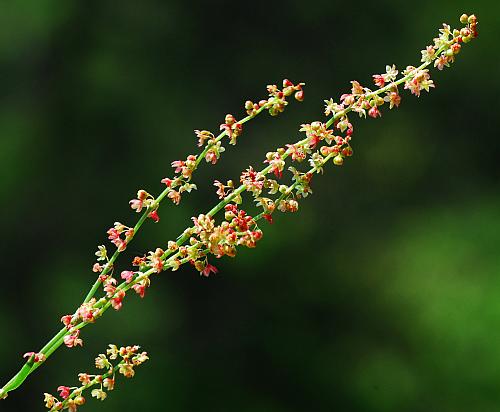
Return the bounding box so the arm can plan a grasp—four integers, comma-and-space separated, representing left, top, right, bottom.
434, 55, 449, 70
107, 227, 127, 251
213, 180, 227, 199
372, 74, 385, 87
120, 271, 135, 283
111, 290, 126, 311
129, 199, 143, 212
368, 106, 382, 118
205, 150, 218, 164
78, 373, 91, 385
240, 167, 265, 192
57, 386, 71, 399
384, 91, 401, 109
64, 331, 83, 348
60, 315, 73, 328
23, 352, 46, 363
92, 263, 103, 273
103, 282, 116, 298
194, 129, 214, 147
171, 160, 185, 173
167, 190, 181, 205
201, 263, 218, 277
132, 283, 147, 298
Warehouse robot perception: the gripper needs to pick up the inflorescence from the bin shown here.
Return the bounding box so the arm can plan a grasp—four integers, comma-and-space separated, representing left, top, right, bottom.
0, 13, 478, 406
43, 345, 148, 411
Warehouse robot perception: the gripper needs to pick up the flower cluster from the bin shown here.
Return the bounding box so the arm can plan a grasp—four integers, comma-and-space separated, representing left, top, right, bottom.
245, 78, 305, 117
187, 206, 263, 271
0, 13, 478, 404
85, 78, 305, 292
43, 345, 148, 411
89, 13, 478, 305
106, 222, 134, 253
323, 14, 477, 135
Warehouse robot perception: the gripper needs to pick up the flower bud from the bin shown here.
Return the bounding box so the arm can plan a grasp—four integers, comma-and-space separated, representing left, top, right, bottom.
244, 100, 254, 110
294, 90, 304, 101
311, 121, 321, 131
333, 154, 344, 166
460, 27, 471, 37
224, 114, 235, 125
194, 260, 205, 272
342, 146, 353, 157
460, 14, 468, 24
74, 396, 86, 406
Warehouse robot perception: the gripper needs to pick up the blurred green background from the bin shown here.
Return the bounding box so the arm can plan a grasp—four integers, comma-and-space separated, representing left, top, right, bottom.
0, 1, 499, 411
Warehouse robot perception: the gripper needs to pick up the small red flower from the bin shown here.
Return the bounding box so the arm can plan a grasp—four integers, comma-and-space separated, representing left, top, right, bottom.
262, 214, 274, 224
161, 177, 173, 187
372, 74, 385, 87
111, 290, 126, 311
368, 106, 382, 118
132, 283, 147, 298
57, 386, 71, 400
202, 263, 218, 277
171, 160, 185, 173
148, 210, 160, 223
60, 315, 73, 328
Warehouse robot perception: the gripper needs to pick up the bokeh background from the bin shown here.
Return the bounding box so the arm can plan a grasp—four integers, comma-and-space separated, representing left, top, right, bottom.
0, 1, 499, 411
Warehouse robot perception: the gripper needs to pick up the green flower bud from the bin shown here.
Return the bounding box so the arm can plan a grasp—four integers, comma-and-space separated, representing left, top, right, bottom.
75, 396, 86, 406
333, 154, 344, 166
